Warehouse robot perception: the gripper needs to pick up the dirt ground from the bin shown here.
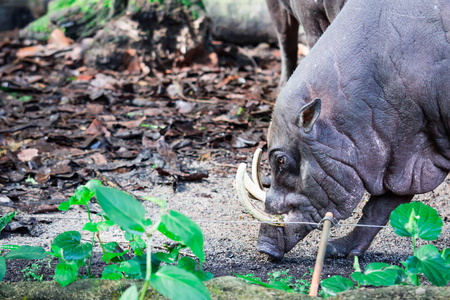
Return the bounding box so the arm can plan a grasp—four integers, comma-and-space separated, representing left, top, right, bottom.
2, 160, 449, 284
0, 26, 448, 287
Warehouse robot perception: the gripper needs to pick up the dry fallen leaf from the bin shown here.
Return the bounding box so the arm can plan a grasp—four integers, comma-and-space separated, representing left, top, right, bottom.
86, 118, 110, 137
16, 45, 45, 58
114, 116, 146, 129
86, 103, 105, 114
157, 136, 179, 166
17, 148, 39, 162
48, 28, 73, 47
91, 153, 108, 165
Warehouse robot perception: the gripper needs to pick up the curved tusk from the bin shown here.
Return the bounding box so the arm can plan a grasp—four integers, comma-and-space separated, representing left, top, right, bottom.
235, 163, 284, 226
252, 148, 264, 191
244, 168, 266, 202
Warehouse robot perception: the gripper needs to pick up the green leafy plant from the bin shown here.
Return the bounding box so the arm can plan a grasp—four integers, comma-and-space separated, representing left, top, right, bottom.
235, 268, 316, 295
0, 180, 212, 300
21, 258, 52, 282
1, 212, 48, 281
25, 175, 38, 184
321, 202, 450, 297
0, 244, 48, 282
58, 180, 212, 299
0, 212, 16, 234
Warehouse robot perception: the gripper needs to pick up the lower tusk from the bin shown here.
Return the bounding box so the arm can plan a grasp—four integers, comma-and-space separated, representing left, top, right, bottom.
252, 148, 264, 191
235, 163, 284, 226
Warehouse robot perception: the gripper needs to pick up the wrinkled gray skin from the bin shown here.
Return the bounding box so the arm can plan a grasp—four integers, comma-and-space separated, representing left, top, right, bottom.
266, 0, 347, 86
258, 0, 450, 260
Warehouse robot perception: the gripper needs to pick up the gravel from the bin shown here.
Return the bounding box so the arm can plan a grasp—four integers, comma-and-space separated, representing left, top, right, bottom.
2, 158, 449, 283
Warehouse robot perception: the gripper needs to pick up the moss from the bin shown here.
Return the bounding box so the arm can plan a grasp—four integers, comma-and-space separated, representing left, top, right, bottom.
26, 15, 52, 33
0, 277, 449, 299
24, 0, 112, 38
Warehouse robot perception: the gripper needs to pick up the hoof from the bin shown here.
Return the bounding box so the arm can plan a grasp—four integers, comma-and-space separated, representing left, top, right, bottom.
258, 246, 284, 261
325, 242, 347, 258
326, 240, 365, 259
346, 249, 363, 260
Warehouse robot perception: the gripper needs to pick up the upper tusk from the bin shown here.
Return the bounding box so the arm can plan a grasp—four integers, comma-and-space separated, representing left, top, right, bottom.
252, 148, 264, 191
244, 168, 266, 202
235, 163, 284, 226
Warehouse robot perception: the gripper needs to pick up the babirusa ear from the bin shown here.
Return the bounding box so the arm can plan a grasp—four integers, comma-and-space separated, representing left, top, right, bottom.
297, 98, 321, 133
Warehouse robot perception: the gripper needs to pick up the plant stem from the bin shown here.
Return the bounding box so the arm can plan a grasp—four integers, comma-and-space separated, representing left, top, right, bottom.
96, 232, 111, 264
84, 203, 94, 276
412, 236, 419, 285
87, 233, 95, 277
139, 206, 164, 300
85, 204, 93, 223
139, 236, 152, 300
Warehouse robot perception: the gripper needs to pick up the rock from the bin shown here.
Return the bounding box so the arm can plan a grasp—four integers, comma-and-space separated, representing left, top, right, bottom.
334, 285, 450, 300
203, 0, 306, 45
84, 1, 211, 71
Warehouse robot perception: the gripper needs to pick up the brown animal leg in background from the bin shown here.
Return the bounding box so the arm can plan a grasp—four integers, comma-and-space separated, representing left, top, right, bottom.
266, 0, 299, 87
326, 193, 414, 258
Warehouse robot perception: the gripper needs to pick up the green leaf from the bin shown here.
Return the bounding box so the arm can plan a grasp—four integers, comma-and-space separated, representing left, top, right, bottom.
124, 232, 133, 241
55, 261, 78, 287
321, 275, 354, 297
353, 256, 361, 272
0, 245, 20, 251
154, 243, 185, 263
351, 262, 404, 286
234, 273, 289, 290
82, 222, 99, 232
85, 179, 101, 190
120, 284, 139, 300
413, 245, 450, 286
97, 220, 115, 231
58, 201, 71, 211
268, 280, 293, 292
441, 248, 450, 262
93, 186, 150, 236
118, 260, 142, 279
130, 235, 146, 256
102, 242, 128, 263
51, 231, 92, 261
158, 211, 205, 262
405, 256, 423, 274
101, 264, 123, 280
18, 95, 32, 102
151, 266, 210, 300
0, 211, 16, 233
194, 270, 214, 282
59, 184, 97, 211
131, 254, 161, 278
178, 256, 197, 273
25, 175, 38, 185
390, 202, 442, 241
83, 219, 114, 232
142, 196, 166, 209
0, 256, 5, 281
4, 245, 48, 260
